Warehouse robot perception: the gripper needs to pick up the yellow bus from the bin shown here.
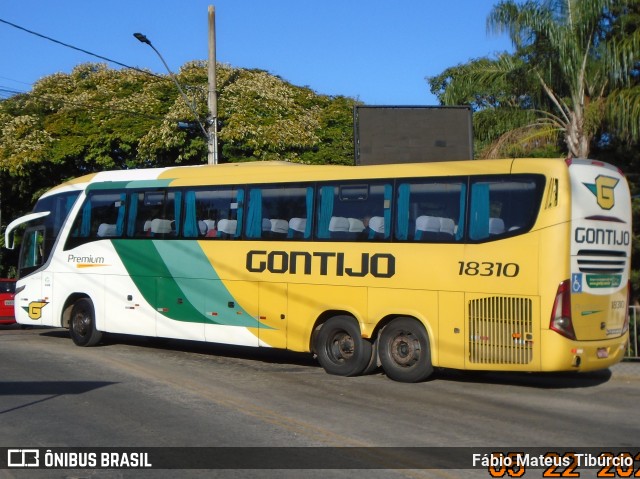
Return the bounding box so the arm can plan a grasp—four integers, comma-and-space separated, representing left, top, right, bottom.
4, 158, 632, 382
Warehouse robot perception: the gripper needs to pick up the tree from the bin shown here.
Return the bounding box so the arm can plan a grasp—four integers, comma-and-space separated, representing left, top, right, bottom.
429, 0, 640, 159
429, 54, 560, 158
0, 62, 357, 172
121, 61, 360, 165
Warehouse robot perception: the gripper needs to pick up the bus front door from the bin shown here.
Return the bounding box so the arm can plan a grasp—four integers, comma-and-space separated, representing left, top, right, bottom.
18, 227, 52, 326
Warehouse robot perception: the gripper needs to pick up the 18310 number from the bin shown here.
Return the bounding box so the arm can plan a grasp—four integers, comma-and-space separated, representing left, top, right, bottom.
458, 261, 520, 277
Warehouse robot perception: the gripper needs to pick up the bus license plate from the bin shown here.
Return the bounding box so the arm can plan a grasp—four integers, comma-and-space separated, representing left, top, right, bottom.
596, 348, 609, 359
4, 300, 13, 306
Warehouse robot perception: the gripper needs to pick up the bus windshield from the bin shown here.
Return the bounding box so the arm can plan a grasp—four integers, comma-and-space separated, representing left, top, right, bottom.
13, 191, 80, 277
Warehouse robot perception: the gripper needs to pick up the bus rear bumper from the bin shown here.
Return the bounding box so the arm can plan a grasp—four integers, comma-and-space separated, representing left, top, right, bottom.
540, 330, 628, 372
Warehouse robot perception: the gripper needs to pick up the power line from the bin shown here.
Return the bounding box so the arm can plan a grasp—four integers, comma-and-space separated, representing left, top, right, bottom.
0, 18, 208, 112
0, 17, 161, 79
0, 86, 25, 99
0, 75, 32, 86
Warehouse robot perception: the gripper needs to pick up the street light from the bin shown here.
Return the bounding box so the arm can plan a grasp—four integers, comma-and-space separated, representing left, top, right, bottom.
133, 32, 210, 152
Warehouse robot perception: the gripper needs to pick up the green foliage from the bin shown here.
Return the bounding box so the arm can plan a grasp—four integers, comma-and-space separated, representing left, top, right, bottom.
428, 56, 563, 159
0, 61, 358, 176
429, 0, 640, 161
219, 69, 320, 161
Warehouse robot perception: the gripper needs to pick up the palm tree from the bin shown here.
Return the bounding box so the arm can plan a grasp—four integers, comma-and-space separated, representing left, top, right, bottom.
434, 0, 640, 159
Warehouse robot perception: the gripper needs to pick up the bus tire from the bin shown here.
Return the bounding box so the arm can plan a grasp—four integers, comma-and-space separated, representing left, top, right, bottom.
379, 317, 433, 382
69, 298, 102, 347
315, 316, 373, 377
361, 337, 380, 375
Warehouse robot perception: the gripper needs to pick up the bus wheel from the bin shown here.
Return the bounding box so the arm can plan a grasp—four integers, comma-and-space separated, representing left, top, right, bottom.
69, 298, 102, 347
379, 317, 433, 382
315, 316, 373, 377
361, 336, 380, 375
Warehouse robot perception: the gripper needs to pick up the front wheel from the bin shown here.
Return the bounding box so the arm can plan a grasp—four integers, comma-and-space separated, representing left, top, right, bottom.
379, 317, 433, 382
69, 298, 102, 347
315, 316, 373, 377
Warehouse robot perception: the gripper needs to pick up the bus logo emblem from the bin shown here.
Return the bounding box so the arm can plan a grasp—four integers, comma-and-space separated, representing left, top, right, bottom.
583, 175, 619, 210
23, 301, 49, 320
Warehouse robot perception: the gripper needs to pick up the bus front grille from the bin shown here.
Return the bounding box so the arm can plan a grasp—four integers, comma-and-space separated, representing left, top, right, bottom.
468, 296, 533, 364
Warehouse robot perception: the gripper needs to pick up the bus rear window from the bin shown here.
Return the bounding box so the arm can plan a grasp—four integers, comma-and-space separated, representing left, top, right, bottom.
468, 175, 544, 241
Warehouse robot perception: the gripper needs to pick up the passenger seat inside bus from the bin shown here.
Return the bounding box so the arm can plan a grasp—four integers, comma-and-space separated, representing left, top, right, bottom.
262, 218, 271, 234
415, 216, 455, 242
269, 219, 289, 238
440, 218, 456, 238
97, 223, 118, 237
489, 217, 505, 235
348, 218, 366, 234
415, 216, 441, 241
150, 218, 174, 237
367, 216, 385, 240
329, 216, 351, 239
217, 219, 237, 238
288, 217, 307, 238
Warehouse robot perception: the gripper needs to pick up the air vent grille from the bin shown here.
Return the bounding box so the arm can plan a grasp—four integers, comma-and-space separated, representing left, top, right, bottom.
576, 249, 626, 274
469, 296, 533, 364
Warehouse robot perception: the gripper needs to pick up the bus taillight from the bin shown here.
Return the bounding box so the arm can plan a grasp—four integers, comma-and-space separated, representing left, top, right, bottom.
550, 280, 576, 340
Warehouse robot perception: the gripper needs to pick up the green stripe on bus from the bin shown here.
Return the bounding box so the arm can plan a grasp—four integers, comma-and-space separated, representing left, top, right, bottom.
112, 240, 263, 328
86, 179, 174, 191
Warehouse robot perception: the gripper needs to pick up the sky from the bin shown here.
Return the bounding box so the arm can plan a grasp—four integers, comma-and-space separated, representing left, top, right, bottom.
0, 0, 513, 106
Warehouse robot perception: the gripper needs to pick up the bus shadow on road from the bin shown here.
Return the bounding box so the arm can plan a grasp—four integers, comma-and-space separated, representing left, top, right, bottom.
34, 329, 616, 386
39, 328, 319, 370
431, 367, 612, 388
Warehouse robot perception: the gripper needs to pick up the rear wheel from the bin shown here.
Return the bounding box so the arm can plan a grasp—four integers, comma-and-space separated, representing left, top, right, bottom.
361, 337, 380, 375
315, 316, 373, 377
379, 317, 433, 382
69, 298, 102, 347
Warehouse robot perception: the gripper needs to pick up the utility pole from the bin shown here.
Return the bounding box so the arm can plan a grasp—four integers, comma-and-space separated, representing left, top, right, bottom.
208, 5, 218, 165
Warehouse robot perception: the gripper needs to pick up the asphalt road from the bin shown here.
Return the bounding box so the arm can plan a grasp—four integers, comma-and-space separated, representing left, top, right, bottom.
1, 325, 639, 479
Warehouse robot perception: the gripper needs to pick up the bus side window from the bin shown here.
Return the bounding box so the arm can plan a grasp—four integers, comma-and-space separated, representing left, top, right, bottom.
317, 182, 391, 241
184, 187, 242, 240
65, 192, 126, 248
363, 183, 392, 241
125, 190, 177, 238
395, 180, 465, 242
245, 185, 312, 240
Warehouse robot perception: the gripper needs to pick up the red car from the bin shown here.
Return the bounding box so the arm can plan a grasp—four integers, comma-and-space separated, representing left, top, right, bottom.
0, 279, 16, 324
